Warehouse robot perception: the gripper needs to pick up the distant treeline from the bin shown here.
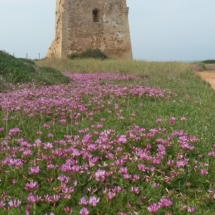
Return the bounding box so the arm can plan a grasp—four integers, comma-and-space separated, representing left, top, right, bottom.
201, 60, 215, 64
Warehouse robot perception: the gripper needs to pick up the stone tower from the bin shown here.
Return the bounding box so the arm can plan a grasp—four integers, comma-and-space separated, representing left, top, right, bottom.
46, 0, 132, 59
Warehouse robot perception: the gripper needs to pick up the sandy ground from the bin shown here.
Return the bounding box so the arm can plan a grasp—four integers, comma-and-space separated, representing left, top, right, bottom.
197, 72, 215, 90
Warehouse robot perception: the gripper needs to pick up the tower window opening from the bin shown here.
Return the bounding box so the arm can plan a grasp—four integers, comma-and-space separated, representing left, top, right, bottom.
93, 8, 99, 22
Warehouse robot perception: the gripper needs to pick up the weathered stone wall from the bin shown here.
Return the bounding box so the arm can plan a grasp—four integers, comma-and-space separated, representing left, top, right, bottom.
46, 0, 63, 58
47, 0, 132, 59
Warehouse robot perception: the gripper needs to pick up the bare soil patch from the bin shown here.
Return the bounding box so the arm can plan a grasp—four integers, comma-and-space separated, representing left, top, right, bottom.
197, 71, 215, 90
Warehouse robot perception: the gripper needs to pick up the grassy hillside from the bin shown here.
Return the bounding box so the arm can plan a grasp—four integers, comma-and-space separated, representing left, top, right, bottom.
0, 51, 70, 91
35, 57, 189, 74
0, 57, 215, 214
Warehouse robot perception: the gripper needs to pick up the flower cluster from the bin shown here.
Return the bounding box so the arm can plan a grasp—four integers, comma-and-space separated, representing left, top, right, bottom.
0, 73, 213, 214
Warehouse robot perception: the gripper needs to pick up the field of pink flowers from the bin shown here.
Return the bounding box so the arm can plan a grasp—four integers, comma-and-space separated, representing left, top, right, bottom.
0, 72, 215, 215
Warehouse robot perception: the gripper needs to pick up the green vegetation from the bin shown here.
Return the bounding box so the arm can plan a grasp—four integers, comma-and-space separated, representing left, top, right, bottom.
0, 50, 70, 91
36, 57, 189, 76
0, 57, 215, 214
202, 59, 215, 64
191, 61, 215, 71
67, 49, 108, 60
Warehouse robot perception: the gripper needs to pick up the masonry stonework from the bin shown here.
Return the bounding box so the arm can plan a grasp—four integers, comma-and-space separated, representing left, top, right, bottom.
47, 0, 132, 59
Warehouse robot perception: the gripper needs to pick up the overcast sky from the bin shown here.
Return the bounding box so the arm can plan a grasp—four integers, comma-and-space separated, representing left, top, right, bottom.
1, 0, 215, 61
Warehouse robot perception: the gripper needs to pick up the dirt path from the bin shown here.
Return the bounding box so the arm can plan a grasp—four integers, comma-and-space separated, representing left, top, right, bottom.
197, 71, 215, 90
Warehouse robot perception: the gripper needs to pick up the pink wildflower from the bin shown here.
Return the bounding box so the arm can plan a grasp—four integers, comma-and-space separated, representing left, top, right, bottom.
27, 193, 41, 203
36, 131, 42, 135
43, 142, 53, 149
107, 191, 116, 200
29, 166, 40, 175
169, 117, 176, 124
156, 118, 162, 123
119, 167, 128, 174
52, 194, 60, 202
94, 169, 106, 182
80, 207, 90, 215
160, 198, 172, 207
200, 169, 208, 175
11, 178, 16, 184
123, 173, 131, 179
44, 195, 53, 202
64, 206, 73, 214
112, 186, 122, 193
25, 181, 38, 190
0, 200, 5, 208
187, 206, 195, 213
79, 197, 88, 206
147, 202, 161, 213
133, 174, 140, 182
8, 128, 20, 136
130, 187, 140, 194
117, 135, 127, 144
43, 124, 50, 129
8, 199, 22, 208
59, 119, 67, 124
47, 133, 54, 138
176, 159, 189, 168
88, 196, 100, 206
153, 182, 160, 188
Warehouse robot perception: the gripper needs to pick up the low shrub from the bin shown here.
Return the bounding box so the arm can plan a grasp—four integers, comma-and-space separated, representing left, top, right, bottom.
0, 50, 70, 91
202, 59, 215, 64
37, 67, 71, 85
67, 53, 80, 59
191, 63, 206, 71
68, 49, 108, 60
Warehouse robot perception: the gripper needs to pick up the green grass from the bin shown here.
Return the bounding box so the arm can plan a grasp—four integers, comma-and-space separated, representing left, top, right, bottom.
0, 50, 70, 91
0, 58, 215, 214
35, 57, 189, 75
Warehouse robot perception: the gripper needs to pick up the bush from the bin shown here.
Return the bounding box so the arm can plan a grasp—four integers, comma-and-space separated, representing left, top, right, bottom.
0, 50, 70, 90
80, 49, 108, 59
202, 59, 215, 64
67, 49, 108, 60
0, 51, 36, 83
191, 62, 206, 71
67, 53, 80, 59
37, 67, 71, 85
